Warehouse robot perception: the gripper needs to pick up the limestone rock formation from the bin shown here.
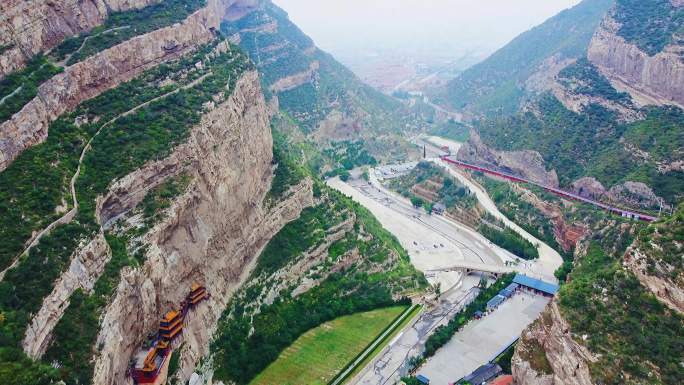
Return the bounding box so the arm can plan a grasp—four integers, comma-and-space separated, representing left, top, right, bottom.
587, 15, 684, 108
512, 302, 597, 385
607, 181, 661, 210
571, 177, 607, 201
269, 60, 319, 93
0, 0, 161, 78
87, 70, 314, 385
0, 0, 228, 172
22, 232, 111, 359
456, 131, 560, 187
624, 248, 684, 314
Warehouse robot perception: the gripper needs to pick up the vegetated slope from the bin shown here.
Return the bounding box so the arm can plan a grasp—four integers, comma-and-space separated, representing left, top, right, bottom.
220, 0, 419, 159
508, 191, 684, 385
455, 0, 684, 209
612, 0, 684, 55
445, 0, 614, 116
0, 39, 254, 385
211, 178, 425, 384
624, 202, 684, 313
475, 95, 684, 205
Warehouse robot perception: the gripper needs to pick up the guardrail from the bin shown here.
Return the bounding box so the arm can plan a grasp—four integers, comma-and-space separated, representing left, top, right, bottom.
440, 156, 657, 222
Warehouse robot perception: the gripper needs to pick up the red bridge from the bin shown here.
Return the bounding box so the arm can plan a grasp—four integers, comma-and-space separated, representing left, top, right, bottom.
439, 156, 658, 222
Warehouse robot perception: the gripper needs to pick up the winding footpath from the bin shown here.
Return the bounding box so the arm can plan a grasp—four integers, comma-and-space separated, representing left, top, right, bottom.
0, 73, 211, 281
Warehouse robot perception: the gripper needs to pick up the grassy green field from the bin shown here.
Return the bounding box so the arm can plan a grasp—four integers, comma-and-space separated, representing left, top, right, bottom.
249, 306, 407, 385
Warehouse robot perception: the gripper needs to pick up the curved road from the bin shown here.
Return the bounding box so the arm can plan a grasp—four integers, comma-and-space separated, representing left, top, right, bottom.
433, 158, 563, 281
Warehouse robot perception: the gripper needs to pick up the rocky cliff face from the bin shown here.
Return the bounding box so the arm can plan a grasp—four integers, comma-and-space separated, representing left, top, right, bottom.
0, 0, 161, 78
22, 231, 111, 359
512, 301, 597, 385
571, 176, 663, 210
0, 0, 234, 173
84, 70, 313, 385
587, 14, 684, 108
456, 131, 560, 187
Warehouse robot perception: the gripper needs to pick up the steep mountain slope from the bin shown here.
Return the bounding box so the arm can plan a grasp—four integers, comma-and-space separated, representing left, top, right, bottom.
512, 211, 684, 385
463, 2, 684, 383
0, 0, 163, 78
453, 0, 684, 209
587, 0, 684, 107
220, 0, 419, 161
444, 0, 614, 116
0, 1, 425, 384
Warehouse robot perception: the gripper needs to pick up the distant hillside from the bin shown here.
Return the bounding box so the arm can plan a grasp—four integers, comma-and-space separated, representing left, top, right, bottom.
221, 1, 419, 157
445, 0, 614, 116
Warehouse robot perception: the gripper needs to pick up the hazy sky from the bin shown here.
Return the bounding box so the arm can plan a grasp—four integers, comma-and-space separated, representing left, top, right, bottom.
273, 0, 582, 60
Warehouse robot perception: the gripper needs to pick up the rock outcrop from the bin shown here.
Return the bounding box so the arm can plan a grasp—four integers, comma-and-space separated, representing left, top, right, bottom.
22, 232, 111, 359
88, 70, 314, 385
512, 301, 597, 385
457, 131, 560, 187
0, 0, 161, 78
0, 0, 230, 172
587, 15, 684, 108
624, 247, 684, 314
607, 181, 661, 210
269, 60, 319, 93
572, 177, 663, 210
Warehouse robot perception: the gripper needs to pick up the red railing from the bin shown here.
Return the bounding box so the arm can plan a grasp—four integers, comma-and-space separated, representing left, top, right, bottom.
439, 156, 657, 222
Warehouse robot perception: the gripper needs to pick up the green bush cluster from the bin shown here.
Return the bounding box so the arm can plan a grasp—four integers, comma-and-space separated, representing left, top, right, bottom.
0, 56, 62, 123
558, 57, 631, 104
265, 128, 309, 204
478, 223, 539, 260
614, 0, 684, 56
559, 243, 684, 384
390, 161, 475, 213
321, 140, 378, 178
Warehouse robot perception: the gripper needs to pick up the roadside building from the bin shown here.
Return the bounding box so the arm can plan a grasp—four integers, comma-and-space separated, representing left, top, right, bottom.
458, 363, 503, 385
498, 288, 514, 298
513, 274, 559, 297
486, 295, 505, 311
504, 283, 519, 293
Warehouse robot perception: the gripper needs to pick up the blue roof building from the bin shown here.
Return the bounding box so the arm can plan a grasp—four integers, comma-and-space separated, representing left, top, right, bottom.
505, 283, 519, 292
459, 363, 503, 385
513, 274, 559, 296
486, 295, 505, 310
499, 288, 513, 298
416, 374, 430, 384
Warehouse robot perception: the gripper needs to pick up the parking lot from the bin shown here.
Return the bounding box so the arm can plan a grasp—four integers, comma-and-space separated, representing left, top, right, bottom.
418, 291, 550, 384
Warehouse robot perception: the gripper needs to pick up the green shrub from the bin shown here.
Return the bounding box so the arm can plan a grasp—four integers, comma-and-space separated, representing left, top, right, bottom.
478, 224, 539, 260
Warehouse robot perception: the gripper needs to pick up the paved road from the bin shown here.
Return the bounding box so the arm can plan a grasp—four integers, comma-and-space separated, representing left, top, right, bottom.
432, 158, 562, 281
328, 176, 524, 385
351, 276, 482, 385
328, 176, 515, 290
328, 158, 565, 384
419, 291, 550, 384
